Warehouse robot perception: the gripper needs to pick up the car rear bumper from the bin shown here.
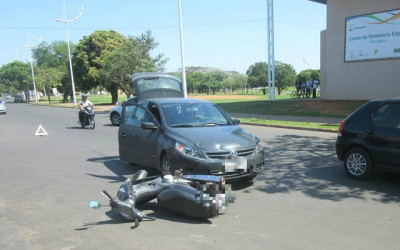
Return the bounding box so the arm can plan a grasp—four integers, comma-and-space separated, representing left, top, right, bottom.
335, 136, 346, 161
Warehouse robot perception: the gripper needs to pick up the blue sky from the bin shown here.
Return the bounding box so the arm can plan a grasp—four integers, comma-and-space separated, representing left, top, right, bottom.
0, 0, 326, 74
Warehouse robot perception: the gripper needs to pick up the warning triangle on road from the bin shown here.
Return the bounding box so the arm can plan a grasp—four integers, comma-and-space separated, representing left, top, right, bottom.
35, 124, 48, 136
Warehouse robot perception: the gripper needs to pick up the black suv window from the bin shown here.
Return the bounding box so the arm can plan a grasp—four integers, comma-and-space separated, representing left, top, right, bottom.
373, 103, 400, 129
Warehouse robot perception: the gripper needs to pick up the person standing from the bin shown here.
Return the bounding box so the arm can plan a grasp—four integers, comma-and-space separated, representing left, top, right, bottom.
306, 80, 312, 98
312, 79, 319, 98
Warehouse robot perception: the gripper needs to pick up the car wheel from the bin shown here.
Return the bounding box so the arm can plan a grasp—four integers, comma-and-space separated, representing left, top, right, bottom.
160, 155, 172, 177
110, 112, 121, 126
344, 148, 373, 179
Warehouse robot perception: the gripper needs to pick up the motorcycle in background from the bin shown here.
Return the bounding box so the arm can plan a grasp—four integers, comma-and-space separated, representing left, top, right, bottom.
79, 106, 95, 129
89, 170, 236, 228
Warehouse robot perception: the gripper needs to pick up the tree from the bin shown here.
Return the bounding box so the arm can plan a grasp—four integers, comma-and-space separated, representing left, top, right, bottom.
100, 31, 167, 104
72, 30, 128, 92
35, 67, 64, 103
222, 72, 248, 94
297, 69, 320, 83
246, 62, 268, 92
275, 61, 297, 95
32, 41, 73, 102
186, 71, 207, 94
207, 71, 228, 94
0, 61, 32, 99
33, 41, 72, 68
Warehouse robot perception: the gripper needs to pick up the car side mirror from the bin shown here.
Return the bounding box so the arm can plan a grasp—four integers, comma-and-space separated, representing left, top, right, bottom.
233, 119, 240, 125
141, 122, 158, 130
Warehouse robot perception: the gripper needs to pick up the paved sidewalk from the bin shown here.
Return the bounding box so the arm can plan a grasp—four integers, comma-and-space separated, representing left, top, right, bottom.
229, 113, 343, 125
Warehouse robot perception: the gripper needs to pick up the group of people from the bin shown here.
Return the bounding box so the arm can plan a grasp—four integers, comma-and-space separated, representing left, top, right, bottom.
295, 79, 319, 98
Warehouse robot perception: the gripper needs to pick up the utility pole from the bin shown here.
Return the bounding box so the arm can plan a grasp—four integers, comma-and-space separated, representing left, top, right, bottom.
178, 0, 187, 98
56, 0, 83, 107
24, 35, 41, 103
266, 0, 275, 101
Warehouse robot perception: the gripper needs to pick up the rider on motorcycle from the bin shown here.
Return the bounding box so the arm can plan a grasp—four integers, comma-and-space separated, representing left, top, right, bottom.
78, 94, 94, 124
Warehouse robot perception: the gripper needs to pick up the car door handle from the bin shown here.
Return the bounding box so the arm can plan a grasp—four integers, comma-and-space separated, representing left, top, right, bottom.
120, 133, 127, 138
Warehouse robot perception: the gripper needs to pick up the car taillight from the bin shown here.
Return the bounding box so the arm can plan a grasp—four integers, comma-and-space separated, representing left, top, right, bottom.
338, 120, 346, 135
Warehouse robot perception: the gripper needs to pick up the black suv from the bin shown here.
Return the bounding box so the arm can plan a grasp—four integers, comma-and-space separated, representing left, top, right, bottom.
336, 98, 400, 179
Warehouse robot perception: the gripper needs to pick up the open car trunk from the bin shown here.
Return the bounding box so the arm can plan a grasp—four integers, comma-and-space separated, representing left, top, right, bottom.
132, 72, 184, 102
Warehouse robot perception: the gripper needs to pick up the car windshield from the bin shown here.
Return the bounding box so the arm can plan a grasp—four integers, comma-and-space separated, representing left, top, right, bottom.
161, 102, 232, 127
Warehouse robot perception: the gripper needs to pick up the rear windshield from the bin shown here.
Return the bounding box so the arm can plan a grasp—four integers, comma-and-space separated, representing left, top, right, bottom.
136, 77, 181, 93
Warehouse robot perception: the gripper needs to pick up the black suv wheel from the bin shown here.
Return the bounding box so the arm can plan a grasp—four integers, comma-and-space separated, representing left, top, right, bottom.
344, 148, 373, 179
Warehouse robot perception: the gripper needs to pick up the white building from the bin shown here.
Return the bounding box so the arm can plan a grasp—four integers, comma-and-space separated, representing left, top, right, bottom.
310, 0, 400, 100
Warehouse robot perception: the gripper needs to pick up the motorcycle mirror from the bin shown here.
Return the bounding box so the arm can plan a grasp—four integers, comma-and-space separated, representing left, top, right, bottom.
88, 200, 101, 209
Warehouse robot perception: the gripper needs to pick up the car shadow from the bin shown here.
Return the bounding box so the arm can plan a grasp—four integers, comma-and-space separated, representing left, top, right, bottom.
253, 134, 400, 203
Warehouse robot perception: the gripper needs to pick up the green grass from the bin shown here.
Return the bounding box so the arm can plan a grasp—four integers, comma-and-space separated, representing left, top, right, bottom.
217, 99, 365, 118
237, 118, 339, 132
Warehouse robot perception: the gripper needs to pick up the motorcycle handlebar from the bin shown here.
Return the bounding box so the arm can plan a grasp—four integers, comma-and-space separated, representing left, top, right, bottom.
101, 190, 113, 200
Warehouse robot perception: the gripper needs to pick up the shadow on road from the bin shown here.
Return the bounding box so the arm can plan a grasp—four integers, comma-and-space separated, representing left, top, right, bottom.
254, 134, 400, 203
76, 201, 212, 231
86, 156, 160, 183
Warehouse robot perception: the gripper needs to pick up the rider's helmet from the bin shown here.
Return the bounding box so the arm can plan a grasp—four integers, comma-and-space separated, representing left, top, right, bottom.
82, 94, 87, 101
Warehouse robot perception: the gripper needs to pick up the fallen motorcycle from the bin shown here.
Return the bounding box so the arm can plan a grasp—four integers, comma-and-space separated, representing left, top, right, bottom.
89, 170, 236, 228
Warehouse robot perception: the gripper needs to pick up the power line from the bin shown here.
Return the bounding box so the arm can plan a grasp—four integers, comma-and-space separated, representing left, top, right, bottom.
0, 19, 324, 31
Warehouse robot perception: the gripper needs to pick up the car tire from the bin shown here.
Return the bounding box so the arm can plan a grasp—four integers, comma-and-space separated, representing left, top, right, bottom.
110, 112, 121, 126
160, 155, 172, 177
344, 148, 373, 179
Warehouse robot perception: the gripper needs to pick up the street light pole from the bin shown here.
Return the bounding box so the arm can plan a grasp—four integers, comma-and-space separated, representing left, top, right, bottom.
178, 0, 187, 98
24, 35, 41, 103
56, 0, 83, 107
266, 0, 275, 101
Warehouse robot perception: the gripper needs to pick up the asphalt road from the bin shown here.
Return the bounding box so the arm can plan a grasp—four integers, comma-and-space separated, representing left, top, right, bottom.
1, 103, 400, 250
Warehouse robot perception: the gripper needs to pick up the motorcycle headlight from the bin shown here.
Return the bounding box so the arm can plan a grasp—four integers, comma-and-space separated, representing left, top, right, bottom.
116, 204, 135, 220
175, 142, 203, 159
117, 185, 129, 201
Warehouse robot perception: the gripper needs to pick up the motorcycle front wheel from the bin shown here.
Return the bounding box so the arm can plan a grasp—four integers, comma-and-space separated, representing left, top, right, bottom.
89, 117, 95, 129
